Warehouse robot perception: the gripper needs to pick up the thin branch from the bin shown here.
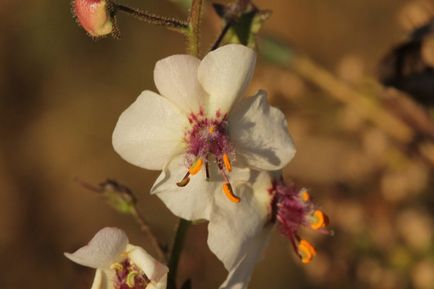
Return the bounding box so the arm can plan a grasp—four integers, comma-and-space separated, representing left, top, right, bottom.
113, 2, 189, 32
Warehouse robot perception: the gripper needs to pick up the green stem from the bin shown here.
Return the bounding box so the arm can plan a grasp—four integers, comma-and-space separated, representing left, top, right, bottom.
167, 219, 191, 289
187, 0, 204, 56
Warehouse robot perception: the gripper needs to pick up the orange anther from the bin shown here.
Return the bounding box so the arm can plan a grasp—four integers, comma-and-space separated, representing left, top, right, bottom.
208, 125, 215, 134
300, 190, 311, 202
223, 183, 240, 203
223, 154, 232, 172
310, 210, 328, 230
298, 240, 316, 264
189, 159, 203, 175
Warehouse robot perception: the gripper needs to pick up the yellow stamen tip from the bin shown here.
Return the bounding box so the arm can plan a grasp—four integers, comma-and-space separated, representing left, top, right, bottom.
223, 183, 240, 203
110, 262, 123, 271
223, 153, 232, 172
300, 190, 311, 202
310, 210, 328, 230
208, 126, 215, 133
189, 158, 203, 175
126, 271, 138, 287
298, 240, 316, 264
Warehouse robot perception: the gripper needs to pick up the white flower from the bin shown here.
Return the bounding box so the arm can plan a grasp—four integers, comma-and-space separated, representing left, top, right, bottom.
209, 171, 330, 289
112, 44, 295, 220
65, 227, 168, 289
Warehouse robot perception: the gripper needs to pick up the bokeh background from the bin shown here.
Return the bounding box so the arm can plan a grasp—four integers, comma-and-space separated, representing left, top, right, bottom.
0, 0, 433, 288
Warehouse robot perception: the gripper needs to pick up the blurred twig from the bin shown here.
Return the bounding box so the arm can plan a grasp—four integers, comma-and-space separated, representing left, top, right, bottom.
258, 37, 434, 166
75, 178, 167, 262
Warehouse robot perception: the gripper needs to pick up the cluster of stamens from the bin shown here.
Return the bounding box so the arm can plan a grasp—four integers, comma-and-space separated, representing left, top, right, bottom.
177, 109, 240, 203
110, 259, 150, 289
269, 180, 330, 264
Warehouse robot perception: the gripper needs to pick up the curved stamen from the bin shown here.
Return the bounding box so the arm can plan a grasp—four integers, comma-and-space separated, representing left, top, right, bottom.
223, 153, 232, 172
223, 182, 240, 203
189, 158, 203, 175
298, 239, 316, 264
310, 210, 329, 230
176, 172, 190, 187
177, 159, 203, 187
300, 189, 311, 202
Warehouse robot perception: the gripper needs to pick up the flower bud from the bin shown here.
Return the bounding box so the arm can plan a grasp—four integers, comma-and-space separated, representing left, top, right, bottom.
73, 0, 114, 37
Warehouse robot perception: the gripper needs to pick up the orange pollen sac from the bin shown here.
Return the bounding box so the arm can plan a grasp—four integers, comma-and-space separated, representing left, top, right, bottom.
298, 240, 317, 264
223, 182, 240, 203
223, 153, 232, 172
310, 210, 328, 230
189, 159, 203, 175
300, 190, 311, 202
208, 125, 215, 134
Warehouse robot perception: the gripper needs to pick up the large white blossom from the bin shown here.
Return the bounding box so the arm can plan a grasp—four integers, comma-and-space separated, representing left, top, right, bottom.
65, 227, 168, 289
112, 44, 295, 220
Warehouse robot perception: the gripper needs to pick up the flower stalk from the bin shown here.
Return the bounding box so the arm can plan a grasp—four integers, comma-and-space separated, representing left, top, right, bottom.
112, 2, 189, 33
186, 0, 204, 56
167, 219, 191, 289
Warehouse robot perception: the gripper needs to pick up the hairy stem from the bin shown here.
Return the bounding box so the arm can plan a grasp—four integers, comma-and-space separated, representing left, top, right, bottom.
187, 0, 204, 56
113, 3, 189, 32
130, 206, 167, 262
167, 219, 191, 289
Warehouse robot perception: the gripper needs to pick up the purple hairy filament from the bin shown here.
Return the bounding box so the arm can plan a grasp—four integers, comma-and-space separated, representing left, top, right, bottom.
269, 180, 330, 264
176, 109, 240, 203
111, 259, 150, 289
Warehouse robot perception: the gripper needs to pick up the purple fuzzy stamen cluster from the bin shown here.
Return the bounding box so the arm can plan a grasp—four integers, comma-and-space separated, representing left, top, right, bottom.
269, 181, 312, 240
113, 259, 150, 289
184, 108, 234, 166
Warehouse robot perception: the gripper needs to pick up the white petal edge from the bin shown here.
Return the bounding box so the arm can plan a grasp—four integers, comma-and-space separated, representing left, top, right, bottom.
65, 227, 128, 269
154, 54, 206, 114
150, 154, 217, 221
127, 245, 169, 282
218, 227, 272, 289
198, 44, 256, 115
112, 90, 188, 170
146, 274, 167, 289
91, 269, 116, 289
207, 171, 273, 271
229, 90, 296, 170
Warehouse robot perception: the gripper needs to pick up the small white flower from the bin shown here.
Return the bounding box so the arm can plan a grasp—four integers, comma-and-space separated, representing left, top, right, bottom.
112, 44, 295, 220
209, 171, 330, 289
65, 227, 168, 289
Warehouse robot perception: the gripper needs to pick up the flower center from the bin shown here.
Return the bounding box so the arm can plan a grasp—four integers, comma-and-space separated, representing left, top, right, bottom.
176, 109, 240, 203
269, 181, 330, 264
111, 259, 150, 289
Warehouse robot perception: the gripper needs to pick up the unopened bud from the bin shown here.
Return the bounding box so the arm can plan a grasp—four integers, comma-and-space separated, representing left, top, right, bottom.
73, 0, 114, 37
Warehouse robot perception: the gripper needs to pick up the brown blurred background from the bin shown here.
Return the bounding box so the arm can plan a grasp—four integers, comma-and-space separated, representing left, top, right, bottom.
0, 0, 433, 288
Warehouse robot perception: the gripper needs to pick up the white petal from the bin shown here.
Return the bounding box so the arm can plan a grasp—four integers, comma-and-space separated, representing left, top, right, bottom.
146, 273, 167, 289
229, 91, 296, 170
218, 227, 272, 289
207, 171, 272, 270
65, 227, 128, 269
112, 90, 188, 170
198, 44, 256, 115
150, 154, 217, 220
126, 244, 169, 283
91, 269, 116, 289
154, 54, 206, 114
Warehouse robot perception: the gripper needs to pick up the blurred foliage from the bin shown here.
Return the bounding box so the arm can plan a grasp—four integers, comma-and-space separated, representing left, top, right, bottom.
0, 0, 433, 289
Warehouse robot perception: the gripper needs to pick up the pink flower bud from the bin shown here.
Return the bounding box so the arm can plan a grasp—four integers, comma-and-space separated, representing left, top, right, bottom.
73, 0, 114, 37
